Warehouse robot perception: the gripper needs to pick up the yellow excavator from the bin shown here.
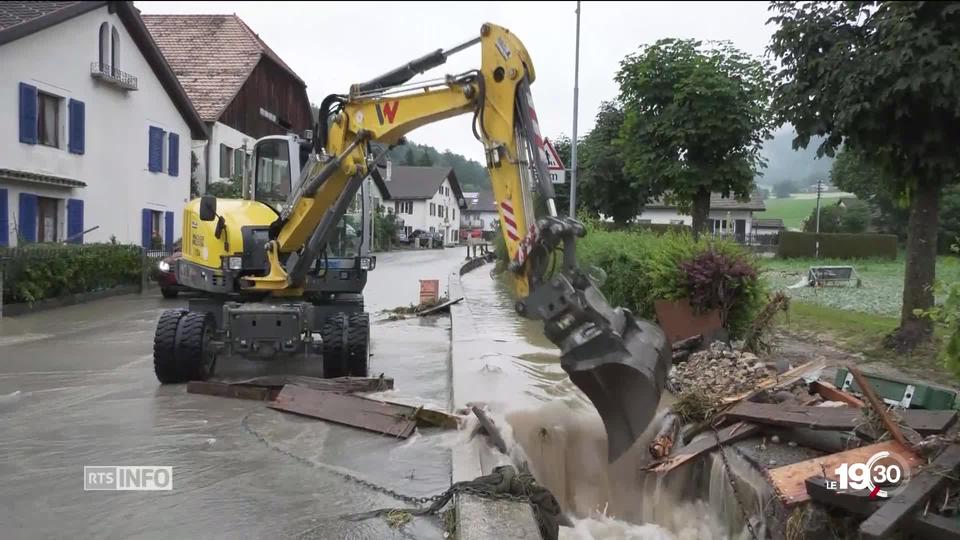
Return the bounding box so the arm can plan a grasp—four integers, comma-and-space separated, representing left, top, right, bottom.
153, 23, 670, 461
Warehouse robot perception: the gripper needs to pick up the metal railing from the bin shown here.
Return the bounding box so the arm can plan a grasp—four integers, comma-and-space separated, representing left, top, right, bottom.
90, 62, 138, 90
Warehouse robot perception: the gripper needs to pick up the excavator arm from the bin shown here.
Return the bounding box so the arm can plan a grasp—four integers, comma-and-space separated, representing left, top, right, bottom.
245, 23, 670, 462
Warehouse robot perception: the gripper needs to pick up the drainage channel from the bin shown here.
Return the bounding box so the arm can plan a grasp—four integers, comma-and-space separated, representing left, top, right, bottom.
453, 263, 770, 540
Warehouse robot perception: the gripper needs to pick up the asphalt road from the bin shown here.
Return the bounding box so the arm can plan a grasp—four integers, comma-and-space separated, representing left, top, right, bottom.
0, 247, 465, 539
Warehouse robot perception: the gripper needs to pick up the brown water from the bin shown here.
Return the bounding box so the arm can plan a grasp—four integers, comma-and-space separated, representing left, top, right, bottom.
459, 269, 770, 539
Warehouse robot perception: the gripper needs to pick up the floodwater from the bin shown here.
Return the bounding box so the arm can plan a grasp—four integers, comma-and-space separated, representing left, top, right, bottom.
458, 268, 770, 540
0, 247, 465, 539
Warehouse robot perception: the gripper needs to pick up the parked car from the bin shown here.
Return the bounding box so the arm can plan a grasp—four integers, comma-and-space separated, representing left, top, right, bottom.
157, 251, 183, 298
401, 229, 443, 248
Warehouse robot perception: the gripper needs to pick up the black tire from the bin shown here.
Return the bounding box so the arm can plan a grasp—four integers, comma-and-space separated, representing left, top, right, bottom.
346, 312, 370, 377
154, 309, 188, 383
174, 311, 217, 382
321, 313, 348, 378
160, 287, 179, 299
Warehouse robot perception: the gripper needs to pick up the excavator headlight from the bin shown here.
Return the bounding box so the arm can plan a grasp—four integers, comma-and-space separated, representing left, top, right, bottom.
227, 257, 243, 270
158, 261, 171, 273
358, 257, 374, 271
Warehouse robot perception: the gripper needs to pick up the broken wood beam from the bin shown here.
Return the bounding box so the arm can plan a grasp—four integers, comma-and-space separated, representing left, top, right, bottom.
223, 375, 394, 394
911, 512, 960, 540
645, 421, 761, 472
187, 381, 273, 401
269, 385, 416, 438
417, 297, 464, 317
649, 413, 680, 460
671, 334, 702, 351
723, 401, 956, 435
859, 444, 960, 540
810, 380, 865, 408
849, 365, 909, 448
471, 405, 508, 454
671, 349, 691, 364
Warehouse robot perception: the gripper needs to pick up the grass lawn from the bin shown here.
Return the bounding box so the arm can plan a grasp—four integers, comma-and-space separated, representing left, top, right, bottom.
755, 195, 843, 230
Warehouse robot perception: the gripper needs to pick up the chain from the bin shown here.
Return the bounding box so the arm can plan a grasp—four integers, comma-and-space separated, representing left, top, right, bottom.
712, 426, 762, 540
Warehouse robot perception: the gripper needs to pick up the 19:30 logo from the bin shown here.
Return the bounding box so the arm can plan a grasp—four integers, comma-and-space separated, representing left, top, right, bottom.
833, 450, 911, 498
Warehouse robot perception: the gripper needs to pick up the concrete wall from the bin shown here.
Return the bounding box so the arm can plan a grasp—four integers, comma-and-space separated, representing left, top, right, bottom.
0, 6, 193, 246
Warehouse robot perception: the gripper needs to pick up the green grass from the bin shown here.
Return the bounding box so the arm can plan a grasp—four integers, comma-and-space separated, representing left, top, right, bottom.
755, 195, 843, 230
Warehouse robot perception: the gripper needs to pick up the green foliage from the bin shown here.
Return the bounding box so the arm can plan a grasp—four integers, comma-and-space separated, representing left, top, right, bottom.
615, 38, 774, 232
206, 175, 243, 199
801, 200, 870, 233
416, 152, 434, 167
373, 206, 400, 251
578, 102, 643, 224
922, 255, 960, 377
403, 147, 416, 166
387, 142, 489, 193
773, 180, 798, 199
777, 231, 898, 260
1, 244, 143, 304
190, 151, 200, 198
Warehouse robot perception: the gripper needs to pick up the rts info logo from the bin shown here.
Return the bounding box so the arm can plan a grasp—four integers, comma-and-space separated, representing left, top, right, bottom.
825, 450, 911, 498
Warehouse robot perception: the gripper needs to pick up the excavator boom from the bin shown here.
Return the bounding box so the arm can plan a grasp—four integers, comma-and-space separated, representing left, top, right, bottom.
244, 23, 670, 462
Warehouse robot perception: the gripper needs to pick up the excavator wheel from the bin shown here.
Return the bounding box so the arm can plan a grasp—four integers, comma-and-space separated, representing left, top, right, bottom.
321, 313, 348, 378
154, 309, 188, 383
346, 312, 370, 377
174, 311, 217, 382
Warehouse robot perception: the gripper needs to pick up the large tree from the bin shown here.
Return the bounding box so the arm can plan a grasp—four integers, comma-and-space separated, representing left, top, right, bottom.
578, 102, 646, 224
769, 1, 960, 349
615, 39, 774, 237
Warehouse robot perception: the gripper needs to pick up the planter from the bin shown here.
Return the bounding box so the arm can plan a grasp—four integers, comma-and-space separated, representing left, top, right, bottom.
654, 298, 722, 345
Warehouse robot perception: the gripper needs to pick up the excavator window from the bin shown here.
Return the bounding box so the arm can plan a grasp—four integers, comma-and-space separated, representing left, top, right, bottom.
253, 139, 292, 209
327, 190, 363, 258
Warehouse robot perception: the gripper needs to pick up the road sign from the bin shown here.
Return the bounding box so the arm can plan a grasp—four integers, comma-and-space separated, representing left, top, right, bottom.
544, 138, 566, 184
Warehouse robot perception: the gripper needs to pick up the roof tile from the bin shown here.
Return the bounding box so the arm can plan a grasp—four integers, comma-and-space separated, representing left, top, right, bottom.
0, 1, 80, 32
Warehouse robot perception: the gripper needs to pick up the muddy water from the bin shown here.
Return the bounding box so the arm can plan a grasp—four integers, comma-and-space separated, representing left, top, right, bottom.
459, 269, 768, 539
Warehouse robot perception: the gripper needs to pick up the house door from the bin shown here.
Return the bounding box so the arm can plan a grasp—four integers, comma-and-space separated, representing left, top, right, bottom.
37, 197, 58, 242
735, 219, 746, 242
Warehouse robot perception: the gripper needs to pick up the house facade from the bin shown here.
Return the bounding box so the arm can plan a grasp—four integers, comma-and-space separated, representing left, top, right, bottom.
143, 14, 312, 193
636, 193, 766, 240
0, 1, 206, 247
461, 190, 499, 239
375, 162, 465, 246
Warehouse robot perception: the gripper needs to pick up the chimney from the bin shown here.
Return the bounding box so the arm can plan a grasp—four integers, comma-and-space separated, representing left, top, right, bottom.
386, 160, 392, 182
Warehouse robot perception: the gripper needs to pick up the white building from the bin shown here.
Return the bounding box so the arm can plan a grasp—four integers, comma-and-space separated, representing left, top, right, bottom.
637, 193, 766, 240
461, 190, 499, 239
0, 1, 207, 248
374, 162, 465, 246
142, 14, 313, 193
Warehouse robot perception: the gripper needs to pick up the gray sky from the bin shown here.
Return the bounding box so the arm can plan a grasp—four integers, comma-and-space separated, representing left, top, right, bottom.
139, 1, 776, 162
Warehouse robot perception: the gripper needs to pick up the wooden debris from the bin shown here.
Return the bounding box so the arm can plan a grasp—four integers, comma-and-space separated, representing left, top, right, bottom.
911, 512, 960, 540
380, 401, 460, 430
187, 381, 274, 401
805, 476, 881, 516
649, 413, 680, 460
849, 366, 909, 448
671, 349, 691, 364
767, 440, 922, 507
810, 380, 865, 408
724, 401, 956, 435
671, 334, 702, 352
471, 405, 508, 454
860, 444, 960, 540
269, 385, 416, 438
213, 375, 394, 393
721, 358, 826, 404
645, 422, 762, 472
417, 297, 463, 316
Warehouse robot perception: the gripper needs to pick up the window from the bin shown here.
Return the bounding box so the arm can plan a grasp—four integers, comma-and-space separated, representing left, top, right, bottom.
99, 23, 109, 66
37, 92, 60, 148
111, 27, 120, 73
669, 219, 685, 225
220, 144, 232, 178
430, 202, 435, 216
234, 149, 244, 179
37, 196, 60, 242
452, 209, 456, 221
637, 219, 652, 225
405, 201, 412, 214
254, 139, 291, 206
394, 200, 412, 214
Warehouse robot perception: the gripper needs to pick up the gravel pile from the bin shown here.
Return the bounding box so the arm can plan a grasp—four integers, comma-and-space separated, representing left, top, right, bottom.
668, 341, 774, 397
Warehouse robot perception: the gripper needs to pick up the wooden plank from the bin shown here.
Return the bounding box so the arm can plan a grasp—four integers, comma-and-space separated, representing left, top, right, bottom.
187, 381, 272, 401
217, 375, 394, 393
850, 365, 909, 447
911, 513, 960, 540
767, 440, 922, 507
860, 444, 960, 540
268, 385, 416, 438
644, 422, 762, 472
805, 476, 881, 516
417, 297, 463, 317
811, 380, 865, 408
379, 400, 461, 430
724, 402, 956, 435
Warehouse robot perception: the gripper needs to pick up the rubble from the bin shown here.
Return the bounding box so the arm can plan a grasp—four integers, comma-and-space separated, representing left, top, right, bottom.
668, 340, 774, 397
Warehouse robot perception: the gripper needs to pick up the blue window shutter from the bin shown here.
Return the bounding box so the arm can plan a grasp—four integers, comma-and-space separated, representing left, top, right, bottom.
141, 209, 152, 248
0, 189, 8, 246
164, 211, 174, 247
68, 99, 85, 154
18, 193, 37, 243
67, 199, 84, 244
148, 127, 164, 172
19, 83, 38, 144
168, 133, 179, 177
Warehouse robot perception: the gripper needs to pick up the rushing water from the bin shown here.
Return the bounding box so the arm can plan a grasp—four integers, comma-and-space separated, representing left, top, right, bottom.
459, 269, 771, 539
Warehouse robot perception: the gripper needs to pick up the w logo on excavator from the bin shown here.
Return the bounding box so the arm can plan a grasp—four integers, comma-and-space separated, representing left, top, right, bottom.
375, 101, 399, 125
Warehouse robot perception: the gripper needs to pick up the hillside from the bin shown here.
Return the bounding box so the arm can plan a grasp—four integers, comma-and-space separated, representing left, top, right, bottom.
757, 128, 834, 188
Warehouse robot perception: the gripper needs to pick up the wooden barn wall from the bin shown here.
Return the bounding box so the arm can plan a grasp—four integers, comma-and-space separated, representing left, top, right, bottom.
218, 57, 312, 139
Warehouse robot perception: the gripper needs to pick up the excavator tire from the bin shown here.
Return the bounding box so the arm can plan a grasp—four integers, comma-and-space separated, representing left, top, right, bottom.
174, 311, 217, 382
346, 312, 370, 377
322, 313, 348, 378
154, 309, 187, 383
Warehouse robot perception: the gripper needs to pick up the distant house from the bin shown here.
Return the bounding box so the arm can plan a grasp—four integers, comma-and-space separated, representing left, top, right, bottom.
461, 190, 499, 238
143, 14, 312, 192
0, 1, 207, 248
752, 218, 785, 237
836, 197, 859, 209
637, 193, 767, 239
373, 161, 465, 246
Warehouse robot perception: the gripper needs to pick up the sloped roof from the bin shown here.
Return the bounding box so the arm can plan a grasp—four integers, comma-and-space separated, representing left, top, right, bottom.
0, 1, 206, 139
646, 192, 766, 212
142, 14, 304, 122
464, 190, 497, 213
752, 218, 784, 229
379, 165, 464, 202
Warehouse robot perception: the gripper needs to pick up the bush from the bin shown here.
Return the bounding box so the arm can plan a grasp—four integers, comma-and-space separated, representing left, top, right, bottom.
802, 200, 870, 233
1, 244, 143, 304
778, 231, 898, 259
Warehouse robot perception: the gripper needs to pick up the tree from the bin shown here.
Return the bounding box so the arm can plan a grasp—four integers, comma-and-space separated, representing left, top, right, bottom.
773, 179, 797, 199
769, 1, 960, 349
801, 200, 870, 233
578, 102, 644, 224
190, 151, 201, 198
840, 199, 871, 233
403, 147, 416, 166
615, 39, 774, 238
206, 175, 242, 198
416, 152, 433, 167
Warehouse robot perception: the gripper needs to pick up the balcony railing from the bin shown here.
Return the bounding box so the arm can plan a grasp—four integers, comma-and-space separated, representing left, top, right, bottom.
90, 62, 138, 91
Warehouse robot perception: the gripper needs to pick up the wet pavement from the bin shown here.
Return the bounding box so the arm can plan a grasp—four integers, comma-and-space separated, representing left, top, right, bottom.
0, 247, 465, 539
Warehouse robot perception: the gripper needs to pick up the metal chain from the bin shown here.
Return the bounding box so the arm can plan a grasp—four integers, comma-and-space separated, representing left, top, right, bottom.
712, 426, 762, 540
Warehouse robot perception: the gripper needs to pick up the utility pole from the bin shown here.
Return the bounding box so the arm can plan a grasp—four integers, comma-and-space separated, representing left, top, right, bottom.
815, 177, 823, 259
568, 0, 581, 217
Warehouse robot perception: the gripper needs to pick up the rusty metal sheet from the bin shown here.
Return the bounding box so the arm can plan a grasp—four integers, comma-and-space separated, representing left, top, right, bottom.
767, 441, 922, 507
654, 299, 722, 345
269, 385, 416, 438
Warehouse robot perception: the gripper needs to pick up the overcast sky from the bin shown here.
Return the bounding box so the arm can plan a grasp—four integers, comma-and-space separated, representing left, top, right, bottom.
139, 1, 777, 162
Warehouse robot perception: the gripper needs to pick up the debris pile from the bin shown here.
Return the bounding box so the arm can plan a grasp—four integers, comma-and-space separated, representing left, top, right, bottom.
668, 341, 773, 396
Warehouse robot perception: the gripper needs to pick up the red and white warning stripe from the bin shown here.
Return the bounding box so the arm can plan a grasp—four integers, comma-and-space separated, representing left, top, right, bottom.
525, 88, 550, 168
501, 200, 520, 242
501, 199, 539, 267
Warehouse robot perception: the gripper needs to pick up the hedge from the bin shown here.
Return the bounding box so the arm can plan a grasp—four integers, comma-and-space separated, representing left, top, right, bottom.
777, 231, 898, 259
596, 222, 691, 235
1, 244, 144, 304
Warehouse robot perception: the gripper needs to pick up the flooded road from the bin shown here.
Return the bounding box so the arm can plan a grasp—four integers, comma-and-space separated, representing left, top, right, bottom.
457, 267, 765, 540
0, 247, 464, 539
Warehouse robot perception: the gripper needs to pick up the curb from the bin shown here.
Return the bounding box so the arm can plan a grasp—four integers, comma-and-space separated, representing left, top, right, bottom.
0, 284, 147, 318
449, 257, 541, 540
